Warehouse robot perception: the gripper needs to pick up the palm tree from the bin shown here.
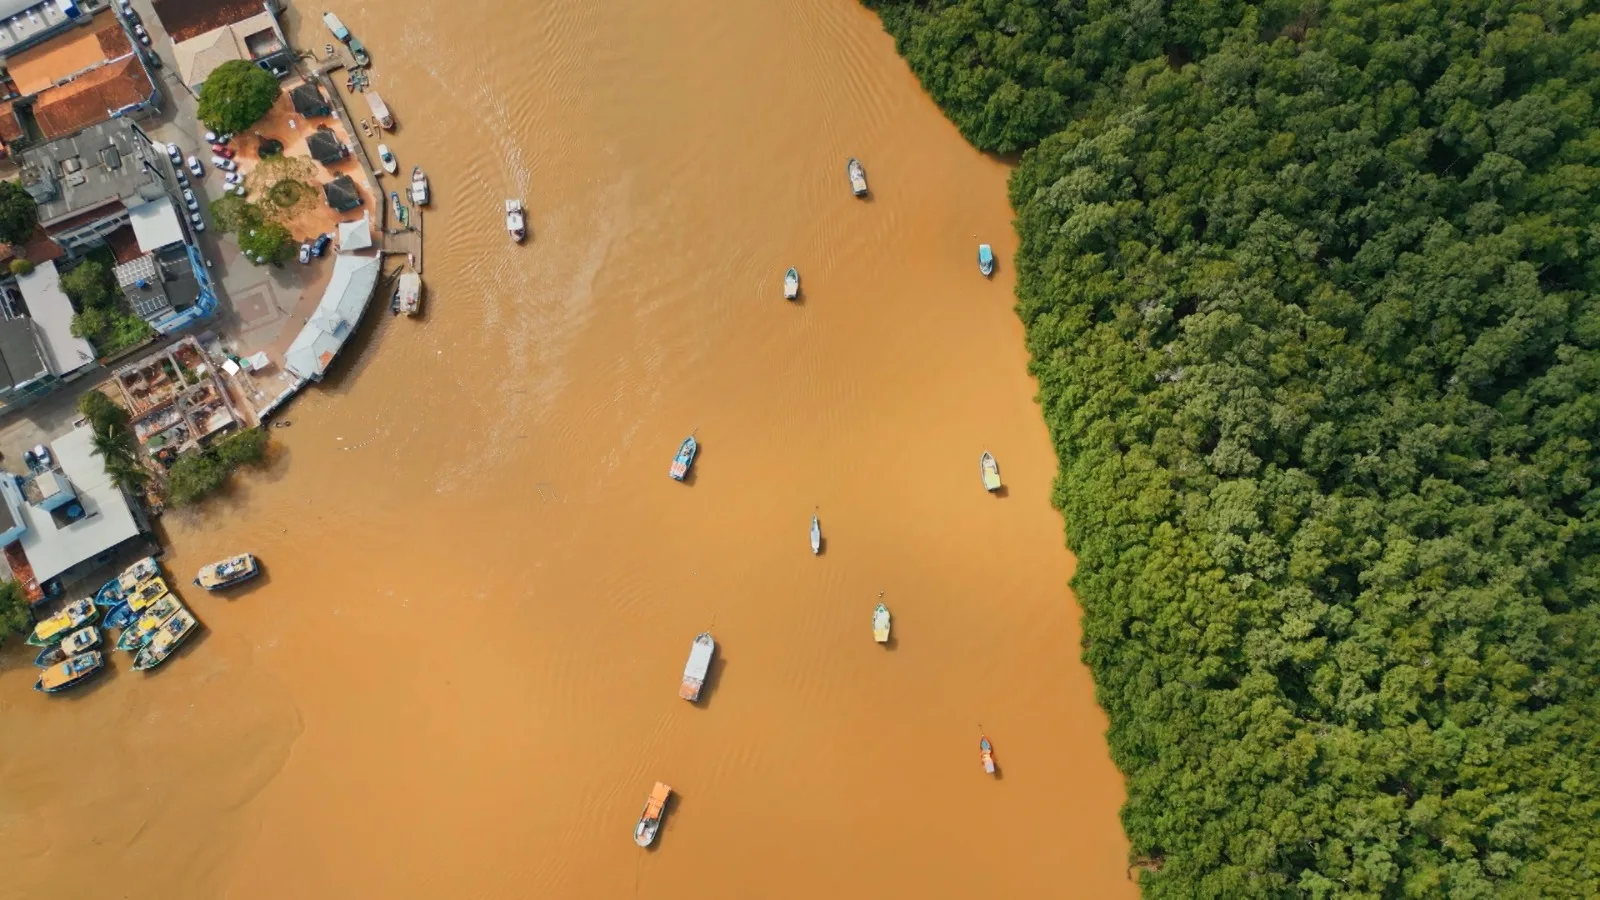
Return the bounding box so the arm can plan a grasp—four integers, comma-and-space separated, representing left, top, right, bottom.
90, 425, 144, 493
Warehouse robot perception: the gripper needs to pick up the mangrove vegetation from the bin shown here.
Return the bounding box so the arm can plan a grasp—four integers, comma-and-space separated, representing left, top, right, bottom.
865, 0, 1600, 895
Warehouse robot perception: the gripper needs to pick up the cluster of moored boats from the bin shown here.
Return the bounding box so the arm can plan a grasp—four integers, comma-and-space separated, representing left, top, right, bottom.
28, 553, 261, 694
632, 164, 1006, 845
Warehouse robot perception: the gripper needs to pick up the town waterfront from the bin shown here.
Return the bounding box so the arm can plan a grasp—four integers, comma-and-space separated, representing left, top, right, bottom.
0, 1, 1134, 896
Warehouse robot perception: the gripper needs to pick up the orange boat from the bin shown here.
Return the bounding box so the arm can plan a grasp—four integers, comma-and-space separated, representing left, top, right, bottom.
980, 734, 996, 774
634, 781, 671, 847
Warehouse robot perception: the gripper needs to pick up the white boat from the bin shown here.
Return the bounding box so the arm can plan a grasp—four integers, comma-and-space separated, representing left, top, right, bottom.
505, 199, 526, 242
678, 632, 715, 701
377, 144, 397, 174
847, 158, 868, 197
367, 91, 394, 130
810, 511, 821, 555
783, 267, 799, 301
873, 602, 891, 643
981, 451, 1002, 492
410, 166, 429, 205
392, 272, 422, 316
321, 11, 349, 42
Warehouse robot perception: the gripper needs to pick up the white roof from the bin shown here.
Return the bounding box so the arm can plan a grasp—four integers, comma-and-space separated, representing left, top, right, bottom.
16, 425, 141, 584
284, 253, 381, 380
128, 197, 186, 252
336, 215, 372, 252
15, 260, 95, 376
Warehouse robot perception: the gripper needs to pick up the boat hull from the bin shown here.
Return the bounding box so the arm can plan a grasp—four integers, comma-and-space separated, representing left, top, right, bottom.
27, 602, 98, 646
978, 244, 995, 276
104, 601, 136, 630
34, 651, 104, 693
679, 632, 715, 701
873, 604, 891, 643
847, 158, 868, 196
669, 436, 698, 481
194, 554, 259, 590
635, 782, 671, 847
981, 452, 1002, 492
132, 611, 200, 671
783, 268, 799, 300
810, 515, 821, 555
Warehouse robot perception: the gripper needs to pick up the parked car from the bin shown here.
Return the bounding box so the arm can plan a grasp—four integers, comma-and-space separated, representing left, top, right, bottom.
203, 130, 218, 143
312, 233, 333, 257
298, 242, 312, 264
211, 144, 233, 158
143, 50, 160, 69
230, 184, 247, 196
189, 212, 206, 232
182, 188, 199, 211
174, 170, 188, 187
223, 172, 242, 185
210, 155, 236, 171
26, 444, 52, 470
132, 24, 149, 45
218, 133, 234, 144
186, 155, 204, 176
165, 142, 181, 163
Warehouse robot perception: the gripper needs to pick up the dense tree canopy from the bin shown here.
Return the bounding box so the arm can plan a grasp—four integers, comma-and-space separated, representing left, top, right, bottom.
166, 428, 269, 507
0, 180, 38, 246
870, 0, 1600, 895
197, 60, 280, 135
63, 253, 152, 356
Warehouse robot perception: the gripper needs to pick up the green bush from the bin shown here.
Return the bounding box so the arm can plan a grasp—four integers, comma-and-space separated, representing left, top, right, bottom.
166, 429, 270, 506
868, 0, 1600, 895
8, 258, 33, 276
0, 180, 37, 246
239, 222, 294, 265
0, 580, 30, 643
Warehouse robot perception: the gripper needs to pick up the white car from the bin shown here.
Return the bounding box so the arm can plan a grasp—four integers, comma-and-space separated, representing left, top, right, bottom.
133, 24, 149, 45
223, 172, 242, 185
230, 184, 247, 196
189, 212, 205, 232
210, 155, 236, 171
186, 155, 203, 176
174, 169, 188, 187
181, 188, 199, 211
203, 130, 218, 144
165, 142, 181, 163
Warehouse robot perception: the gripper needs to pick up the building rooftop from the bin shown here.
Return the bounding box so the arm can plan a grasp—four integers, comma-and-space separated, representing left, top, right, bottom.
0, 317, 47, 392
285, 252, 380, 380
336, 214, 371, 252
34, 55, 156, 140
19, 118, 166, 228
322, 173, 360, 212
152, 0, 270, 43
127, 195, 184, 251
5, 9, 130, 96
0, 100, 22, 143
0, 0, 75, 58
16, 260, 96, 376
15, 424, 142, 585
0, 225, 67, 267
290, 82, 329, 117
306, 127, 344, 165
170, 11, 282, 89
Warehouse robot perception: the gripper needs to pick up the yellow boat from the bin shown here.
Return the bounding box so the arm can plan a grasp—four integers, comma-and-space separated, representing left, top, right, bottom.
126, 576, 169, 613
117, 595, 182, 652
26, 599, 97, 646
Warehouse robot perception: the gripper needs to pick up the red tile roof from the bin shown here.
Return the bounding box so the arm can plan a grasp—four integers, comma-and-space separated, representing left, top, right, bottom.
105, 224, 144, 265
0, 227, 68, 266
152, 0, 268, 43
33, 56, 155, 140
0, 101, 22, 144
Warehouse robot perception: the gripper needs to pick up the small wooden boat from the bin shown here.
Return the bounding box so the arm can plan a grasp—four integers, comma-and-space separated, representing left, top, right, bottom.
34, 625, 100, 667
35, 651, 104, 694
391, 273, 422, 316
94, 578, 123, 607
116, 595, 182, 652
873, 601, 890, 643
377, 144, 397, 174
679, 632, 715, 701
132, 609, 200, 672
505, 199, 526, 242
120, 556, 160, 590
193, 554, 259, 590
410, 166, 429, 205
348, 36, 370, 68
981, 451, 1002, 492
669, 435, 697, 482
847, 158, 868, 197
810, 511, 822, 555
634, 782, 671, 847
980, 734, 996, 774
978, 243, 995, 277
126, 576, 169, 613
367, 91, 393, 129
27, 599, 98, 647
783, 267, 799, 301
103, 601, 137, 631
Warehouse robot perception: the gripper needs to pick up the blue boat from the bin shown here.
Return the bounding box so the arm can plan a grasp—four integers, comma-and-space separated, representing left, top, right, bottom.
978, 244, 995, 277
669, 436, 697, 481
104, 601, 137, 630
94, 577, 125, 607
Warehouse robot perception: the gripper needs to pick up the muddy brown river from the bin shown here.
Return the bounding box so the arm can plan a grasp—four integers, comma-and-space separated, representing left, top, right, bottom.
0, 1, 1134, 896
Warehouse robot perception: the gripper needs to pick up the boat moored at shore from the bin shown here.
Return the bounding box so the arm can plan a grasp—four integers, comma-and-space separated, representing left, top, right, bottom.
126, 576, 169, 613
392, 273, 422, 316
35, 651, 104, 694
27, 599, 97, 647
378, 144, 398, 174
34, 625, 101, 667
194, 554, 259, 591
847, 158, 868, 196
679, 632, 715, 701
103, 601, 136, 630
367, 91, 393, 130
505, 199, 526, 241
95, 556, 160, 606
116, 595, 182, 652
634, 782, 671, 847
321, 11, 349, 42
669, 435, 697, 481
132, 609, 200, 672
410, 166, 429, 205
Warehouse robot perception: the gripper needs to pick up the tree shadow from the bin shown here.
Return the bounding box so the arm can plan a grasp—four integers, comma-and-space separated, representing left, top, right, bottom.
693, 652, 727, 707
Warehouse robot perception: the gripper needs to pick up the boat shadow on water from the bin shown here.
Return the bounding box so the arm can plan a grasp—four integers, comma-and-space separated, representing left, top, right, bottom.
691, 653, 727, 707
988, 484, 1009, 499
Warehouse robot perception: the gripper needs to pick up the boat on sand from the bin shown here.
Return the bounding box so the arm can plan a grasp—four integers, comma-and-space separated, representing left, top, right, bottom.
505, 199, 526, 242
132, 609, 201, 672
873, 600, 891, 643
783, 267, 799, 300
194, 553, 259, 590
981, 451, 1002, 492
27, 599, 97, 646
35, 651, 104, 694
34, 626, 100, 667
669, 435, 697, 482
635, 782, 671, 847
847, 158, 868, 196
679, 632, 715, 701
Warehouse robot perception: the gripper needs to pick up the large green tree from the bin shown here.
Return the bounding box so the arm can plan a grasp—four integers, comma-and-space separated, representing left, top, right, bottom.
868, 0, 1600, 895
239, 221, 294, 265
0, 180, 37, 246
197, 60, 281, 135
0, 579, 29, 643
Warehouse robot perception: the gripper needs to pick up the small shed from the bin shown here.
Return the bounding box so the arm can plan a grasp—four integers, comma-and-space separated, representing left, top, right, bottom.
322, 175, 362, 212
337, 214, 372, 252
291, 83, 331, 118
306, 127, 345, 165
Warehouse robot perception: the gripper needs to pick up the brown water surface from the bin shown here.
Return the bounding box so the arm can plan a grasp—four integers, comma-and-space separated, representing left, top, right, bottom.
0, 1, 1134, 896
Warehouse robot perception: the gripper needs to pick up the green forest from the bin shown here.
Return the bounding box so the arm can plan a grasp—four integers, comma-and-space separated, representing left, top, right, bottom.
863, 0, 1600, 896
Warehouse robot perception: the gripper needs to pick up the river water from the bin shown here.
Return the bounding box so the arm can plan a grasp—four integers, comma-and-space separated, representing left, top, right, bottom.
0, 1, 1134, 896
